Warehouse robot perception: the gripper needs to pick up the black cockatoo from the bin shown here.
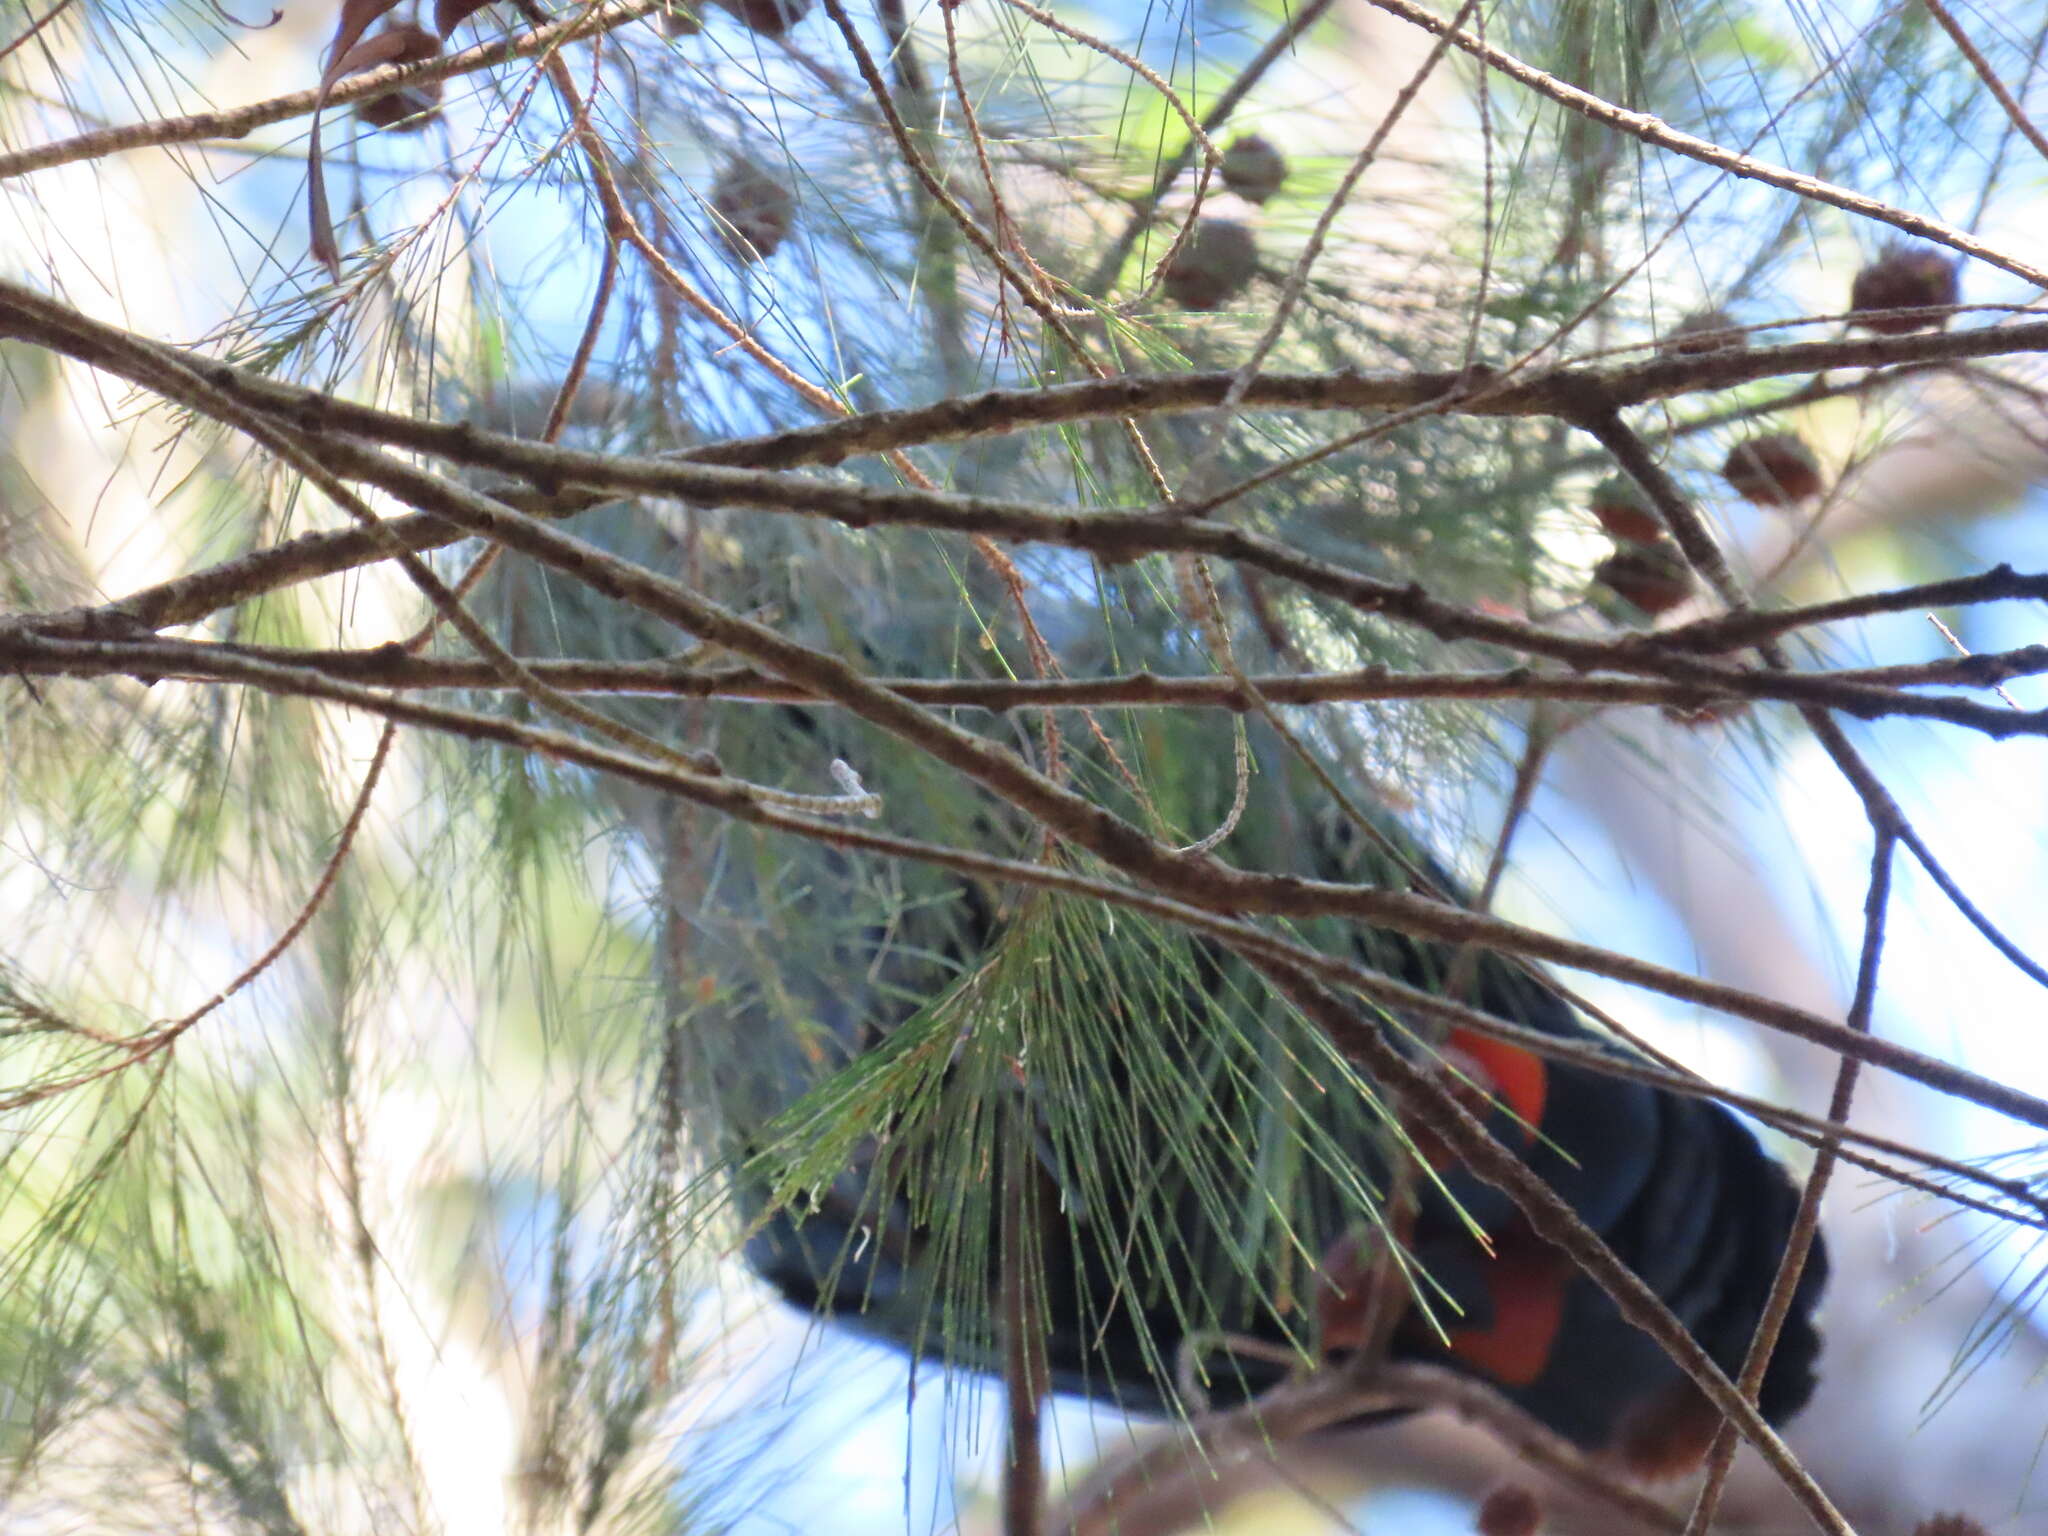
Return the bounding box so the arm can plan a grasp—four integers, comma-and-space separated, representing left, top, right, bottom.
704, 689, 1826, 1475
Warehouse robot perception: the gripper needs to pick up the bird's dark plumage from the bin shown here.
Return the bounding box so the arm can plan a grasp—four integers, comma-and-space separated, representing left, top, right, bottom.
719, 720, 1826, 1463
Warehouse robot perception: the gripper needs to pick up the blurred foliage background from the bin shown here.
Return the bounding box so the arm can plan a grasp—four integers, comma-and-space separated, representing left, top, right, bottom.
3, 0, 2048, 1531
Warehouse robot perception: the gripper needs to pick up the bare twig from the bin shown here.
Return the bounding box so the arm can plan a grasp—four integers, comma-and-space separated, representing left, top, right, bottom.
1363, 0, 2048, 289
1052, 1362, 1686, 1536
17, 626, 2048, 1144
1683, 832, 1894, 1534
1920, 0, 2048, 173
0, 0, 662, 181
14, 631, 2048, 723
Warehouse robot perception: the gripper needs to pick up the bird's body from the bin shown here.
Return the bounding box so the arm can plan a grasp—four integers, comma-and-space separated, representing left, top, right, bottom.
719, 722, 1826, 1466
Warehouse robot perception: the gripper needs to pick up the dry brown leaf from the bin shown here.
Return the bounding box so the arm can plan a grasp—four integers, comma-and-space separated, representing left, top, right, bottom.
434, 0, 495, 39
307, 0, 426, 273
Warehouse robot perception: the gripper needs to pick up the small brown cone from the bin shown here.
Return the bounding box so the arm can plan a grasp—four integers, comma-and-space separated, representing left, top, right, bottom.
1219, 135, 1288, 205
1316, 1227, 1410, 1355
710, 161, 795, 263
1587, 474, 1662, 545
1850, 245, 1961, 335
1594, 542, 1694, 618
354, 86, 441, 131
343, 23, 444, 132
1721, 433, 1823, 507
715, 0, 810, 33
1659, 308, 1746, 357
1611, 1379, 1722, 1482
1661, 697, 1750, 730
1162, 218, 1258, 310
659, 2, 703, 35
1476, 1483, 1542, 1536
1910, 1518, 1990, 1536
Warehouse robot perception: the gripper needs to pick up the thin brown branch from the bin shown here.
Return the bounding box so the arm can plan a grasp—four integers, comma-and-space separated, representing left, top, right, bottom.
1203, 0, 1478, 447
819, 0, 1094, 340
121, 322, 725, 785
0, 0, 80, 66
399, 234, 623, 645
14, 634, 2048, 732
1082, 0, 1338, 295
991, 0, 1224, 314
13, 283, 2048, 1161
7, 274, 2048, 488
1920, 0, 2048, 173
0, 0, 661, 181
324, 757, 434, 1533
1000, 1108, 1050, 1536
1683, 831, 1894, 1534
18, 625, 2048, 1148
0, 719, 394, 1114
1364, 0, 2048, 289
1052, 1362, 1686, 1536
1593, 409, 2044, 1029
1898, 821, 2048, 992
1656, 564, 2048, 651
818, 0, 1174, 498
1582, 407, 1746, 608
12, 294, 2040, 708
